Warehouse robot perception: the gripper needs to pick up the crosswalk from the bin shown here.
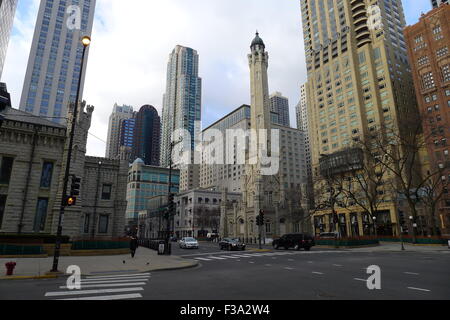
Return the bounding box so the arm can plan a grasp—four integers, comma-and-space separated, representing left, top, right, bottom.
193, 250, 347, 262
44, 273, 151, 300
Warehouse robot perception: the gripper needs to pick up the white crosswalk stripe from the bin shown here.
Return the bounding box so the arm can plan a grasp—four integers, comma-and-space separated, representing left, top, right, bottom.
45, 273, 151, 301
188, 250, 342, 263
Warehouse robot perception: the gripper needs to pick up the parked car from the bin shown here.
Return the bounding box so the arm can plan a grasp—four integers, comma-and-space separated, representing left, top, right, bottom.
319, 232, 341, 239
219, 238, 246, 251
273, 233, 315, 251
179, 237, 199, 249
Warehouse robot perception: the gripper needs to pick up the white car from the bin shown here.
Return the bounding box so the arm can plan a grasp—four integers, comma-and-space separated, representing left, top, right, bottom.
179, 237, 199, 249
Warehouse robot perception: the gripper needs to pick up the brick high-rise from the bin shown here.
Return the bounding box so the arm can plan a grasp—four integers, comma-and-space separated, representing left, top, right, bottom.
404, 3, 450, 235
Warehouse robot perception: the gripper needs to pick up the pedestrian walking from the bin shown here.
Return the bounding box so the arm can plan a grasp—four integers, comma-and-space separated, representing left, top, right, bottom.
130, 236, 139, 258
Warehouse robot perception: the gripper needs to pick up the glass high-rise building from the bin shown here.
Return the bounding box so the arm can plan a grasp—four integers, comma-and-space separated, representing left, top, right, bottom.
132, 105, 161, 167
0, 0, 18, 79
300, 0, 418, 237
161, 45, 202, 191
106, 103, 134, 159
19, 0, 96, 124
269, 92, 290, 127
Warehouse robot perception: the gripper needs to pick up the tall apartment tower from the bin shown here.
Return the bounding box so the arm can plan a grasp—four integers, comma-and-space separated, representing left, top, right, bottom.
132, 105, 161, 167
0, 0, 18, 79
161, 45, 202, 191
269, 92, 290, 127
300, 0, 417, 236
296, 83, 313, 208
431, 0, 448, 8
105, 104, 134, 159
19, 0, 96, 124
404, 4, 450, 235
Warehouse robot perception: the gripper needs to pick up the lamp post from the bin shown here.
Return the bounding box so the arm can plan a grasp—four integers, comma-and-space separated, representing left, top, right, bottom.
51, 36, 91, 273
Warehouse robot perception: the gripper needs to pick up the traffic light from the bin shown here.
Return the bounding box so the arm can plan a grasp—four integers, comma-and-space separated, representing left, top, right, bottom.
168, 193, 175, 213
65, 196, 77, 207
70, 175, 81, 196
257, 210, 265, 226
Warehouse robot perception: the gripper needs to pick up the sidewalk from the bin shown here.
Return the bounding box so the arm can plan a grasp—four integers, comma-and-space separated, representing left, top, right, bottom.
344, 242, 450, 253
0, 247, 198, 280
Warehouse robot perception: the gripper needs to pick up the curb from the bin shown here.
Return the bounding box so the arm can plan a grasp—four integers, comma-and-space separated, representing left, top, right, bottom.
144, 260, 200, 273
0, 275, 58, 281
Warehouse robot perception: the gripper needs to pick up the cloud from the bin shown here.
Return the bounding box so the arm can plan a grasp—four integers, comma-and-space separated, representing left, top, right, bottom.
3, 0, 426, 158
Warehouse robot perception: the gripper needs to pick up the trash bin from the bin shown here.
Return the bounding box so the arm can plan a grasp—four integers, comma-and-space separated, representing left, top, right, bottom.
448, 240, 450, 249
158, 241, 165, 255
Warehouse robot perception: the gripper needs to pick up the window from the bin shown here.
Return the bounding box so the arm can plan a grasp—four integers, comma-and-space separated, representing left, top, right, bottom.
442, 65, 450, 82
98, 215, 109, 234
0, 157, 14, 185
421, 72, 435, 89
0, 195, 6, 229
101, 184, 112, 200
84, 214, 90, 234
33, 198, 49, 232
40, 162, 54, 188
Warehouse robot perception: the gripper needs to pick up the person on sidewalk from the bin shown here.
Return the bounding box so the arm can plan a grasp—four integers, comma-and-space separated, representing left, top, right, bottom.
130, 236, 139, 258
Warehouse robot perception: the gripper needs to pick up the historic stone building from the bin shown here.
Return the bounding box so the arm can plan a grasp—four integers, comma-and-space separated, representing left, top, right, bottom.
79, 157, 129, 238
0, 102, 127, 238
219, 33, 310, 241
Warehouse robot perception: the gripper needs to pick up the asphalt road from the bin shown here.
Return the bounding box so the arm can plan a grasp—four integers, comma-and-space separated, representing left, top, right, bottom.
1, 242, 449, 300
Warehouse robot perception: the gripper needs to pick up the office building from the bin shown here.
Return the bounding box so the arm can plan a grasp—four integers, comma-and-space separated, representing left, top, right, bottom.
126, 158, 180, 226
19, 0, 96, 124
0, 0, 18, 79
300, 0, 418, 237
132, 105, 161, 166
105, 104, 134, 159
404, 4, 450, 235
270, 92, 290, 127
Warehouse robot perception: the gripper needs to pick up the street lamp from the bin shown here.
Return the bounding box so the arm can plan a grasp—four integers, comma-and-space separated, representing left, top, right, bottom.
51, 35, 91, 273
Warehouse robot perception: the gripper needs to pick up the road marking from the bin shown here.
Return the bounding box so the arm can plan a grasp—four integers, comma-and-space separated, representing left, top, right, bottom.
249, 262, 255, 264
285, 267, 295, 271
404, 272, 420, 276
81, 278, 150, 284
408, 287, 431, 292
59, 293, 143, 301
354, 278, 367, 282
85, 273, 150, 279
220, 256, 240, 259
265, 264, 272, 267
333, 264, 343, 267
288, 259, 295, 262
194, 257, 212, 261
45, 287, 144, 297
60, 282, 147, 289
312, 272, 324, 275
79, 276, 151, 282
208, 256, 227, 260
307, 261, 314, 264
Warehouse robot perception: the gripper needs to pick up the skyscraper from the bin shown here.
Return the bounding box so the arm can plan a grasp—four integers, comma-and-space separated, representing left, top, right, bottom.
0, 0, 18, 79
431, 0, 448, 8
132, 105, 161, 167
300, 0, 418, 237
269, 92, 290, 127
160, 45, 202, 191
19, 0, 96, 124
106, 103, 134, 159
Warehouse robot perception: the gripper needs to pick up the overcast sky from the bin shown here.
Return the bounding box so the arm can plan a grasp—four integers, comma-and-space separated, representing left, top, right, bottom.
2, 0, 432, 157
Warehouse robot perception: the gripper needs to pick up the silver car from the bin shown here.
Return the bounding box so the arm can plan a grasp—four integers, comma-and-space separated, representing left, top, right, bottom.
179, 237, 199, 249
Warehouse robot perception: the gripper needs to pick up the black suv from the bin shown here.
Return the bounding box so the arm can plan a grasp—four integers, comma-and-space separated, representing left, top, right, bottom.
219, 238, 246, 251
273, 234, 315, 251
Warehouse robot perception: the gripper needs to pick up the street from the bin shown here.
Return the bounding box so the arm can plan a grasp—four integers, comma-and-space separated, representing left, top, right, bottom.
0, 242, 449, 300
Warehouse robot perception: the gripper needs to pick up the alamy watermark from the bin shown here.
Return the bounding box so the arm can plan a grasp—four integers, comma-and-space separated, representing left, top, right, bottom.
171, 125, 281, 176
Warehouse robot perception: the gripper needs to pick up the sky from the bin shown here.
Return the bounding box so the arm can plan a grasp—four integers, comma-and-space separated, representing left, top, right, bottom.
2, 0, 432, 158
